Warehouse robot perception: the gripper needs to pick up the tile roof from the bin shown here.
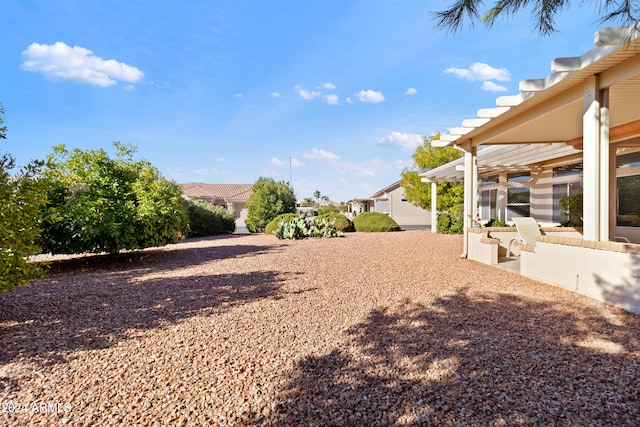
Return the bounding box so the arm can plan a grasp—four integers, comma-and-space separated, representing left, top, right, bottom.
180, 183, 253, 202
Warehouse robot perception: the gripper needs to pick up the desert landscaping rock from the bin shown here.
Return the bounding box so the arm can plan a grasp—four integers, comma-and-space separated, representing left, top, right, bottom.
1, 231, 639, 426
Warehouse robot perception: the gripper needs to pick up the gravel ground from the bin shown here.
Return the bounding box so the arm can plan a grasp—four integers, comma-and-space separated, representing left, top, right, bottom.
1, 231, 639, 426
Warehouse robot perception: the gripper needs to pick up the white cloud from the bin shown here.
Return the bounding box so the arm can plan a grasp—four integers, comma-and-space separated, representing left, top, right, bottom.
295, 85, 321, 100
303, 148, 339, 160
404, 87, 417, 95
444, 62, 510, 82
481, 81, 508, 92
377, 131, 423, 150
21, 42, 143, 87
324, 94, 339, 105
216, 157, 227, 162
345, 97, 353, 104
270, 157, 286, 167
356, 89, 385, 103
234, 93, 244, 98
345, 163, 376, 177
193, 168, 229, 176
270, 157, 302, 167
318, 82, 336, 89
270, 91, 281, 98
359, 182, 372, 191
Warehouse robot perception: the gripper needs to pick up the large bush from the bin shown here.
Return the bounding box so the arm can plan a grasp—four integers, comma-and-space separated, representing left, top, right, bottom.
184, 199, 235, 237
265, 213, 300, 235
353, 212, 401, 232
245, 177, 296, 233
0, 103, 47, 293
437, 203, 465, 234
317, 212, 354, 232
41, 142, 189, 254
0, 159, 45, 294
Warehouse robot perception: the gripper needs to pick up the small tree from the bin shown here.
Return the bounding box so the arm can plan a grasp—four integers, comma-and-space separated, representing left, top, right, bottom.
245, 177, 296, 233
401, 135, 464, 212
559, 193, 583, 227
41, 142, 189, 254
0, 103, 48, 293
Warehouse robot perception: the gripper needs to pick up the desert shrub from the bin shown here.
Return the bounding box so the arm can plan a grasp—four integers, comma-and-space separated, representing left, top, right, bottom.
317, 204, 339, 215
0, 156, 47, 293
245, 177, 296, 233
184, 199, 235, 237
437, 203, 465, 234
273, 216, 342, 240
265, 213, 300, 235
352, 212, 401, 232
41, 143, 189, 254
437, 212, 452, 233
486, 218, 508, 227
317, 212, 354, 232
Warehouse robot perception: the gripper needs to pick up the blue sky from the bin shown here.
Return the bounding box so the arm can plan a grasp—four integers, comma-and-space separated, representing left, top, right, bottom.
1, 1, 616, 202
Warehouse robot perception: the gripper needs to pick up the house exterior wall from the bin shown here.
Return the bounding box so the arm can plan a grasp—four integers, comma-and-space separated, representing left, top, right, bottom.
521, 240, 640, 315
379, 186, 430, 226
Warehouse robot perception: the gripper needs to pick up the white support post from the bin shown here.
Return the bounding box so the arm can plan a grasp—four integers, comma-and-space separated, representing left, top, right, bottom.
461, 142, 477, 258
582, 76, 600, 241
582, 76, 610, 242
609, 142, 617, 241
431, 180, 438, 233
599, 88, 611, 241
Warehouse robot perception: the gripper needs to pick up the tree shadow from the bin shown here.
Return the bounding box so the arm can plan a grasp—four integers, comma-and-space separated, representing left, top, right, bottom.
593, 250, 640, 315
0, 239, 293, 367
270, 290, 640, 425
39, 238, 281, 276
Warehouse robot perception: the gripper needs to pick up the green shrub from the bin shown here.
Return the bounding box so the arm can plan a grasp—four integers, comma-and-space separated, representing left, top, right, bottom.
0, 156, 47, 293
437, 212, 452, 233
486, 218, 508, 227
317, 205, 339, 216
317, 212, 354, 232
352, 212, 401, 232
245, 177, 296, 233
184, 199, 235, 237
273, 216, 342, 239
41, 143, 189, 254
437, 203, 465, 234
265, 213, 300, 235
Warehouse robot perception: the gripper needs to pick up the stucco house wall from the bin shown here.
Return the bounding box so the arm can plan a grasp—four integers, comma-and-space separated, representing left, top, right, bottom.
356, 180, 431, 227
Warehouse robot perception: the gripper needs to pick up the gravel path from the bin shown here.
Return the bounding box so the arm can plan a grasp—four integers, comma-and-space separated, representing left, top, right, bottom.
1, 231, 639, 426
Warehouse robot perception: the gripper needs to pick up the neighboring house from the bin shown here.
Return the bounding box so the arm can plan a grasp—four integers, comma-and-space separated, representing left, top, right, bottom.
349, 180, 430, 227
180, 183, 253, 220
423, 25, 640, 314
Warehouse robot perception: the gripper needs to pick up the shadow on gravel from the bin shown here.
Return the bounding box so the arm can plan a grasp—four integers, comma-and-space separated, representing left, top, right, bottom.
269, 290, 640, 426
0, 240, 289, 367
41, 241, 280, 277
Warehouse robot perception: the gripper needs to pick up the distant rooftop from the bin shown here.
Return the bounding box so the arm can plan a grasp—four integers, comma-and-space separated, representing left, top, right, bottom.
180, 183, 253, 202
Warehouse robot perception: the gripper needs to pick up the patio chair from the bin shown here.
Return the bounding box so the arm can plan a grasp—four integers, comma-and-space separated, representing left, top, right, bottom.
507, 217, 542, 257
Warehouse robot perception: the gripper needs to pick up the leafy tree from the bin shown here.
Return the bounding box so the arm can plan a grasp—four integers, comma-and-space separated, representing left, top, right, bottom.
41, 142, 189, 254
401, 135, 464, 212
433, 0, 639, 36
245, 177, 296, 233
0, 103, 48, 293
